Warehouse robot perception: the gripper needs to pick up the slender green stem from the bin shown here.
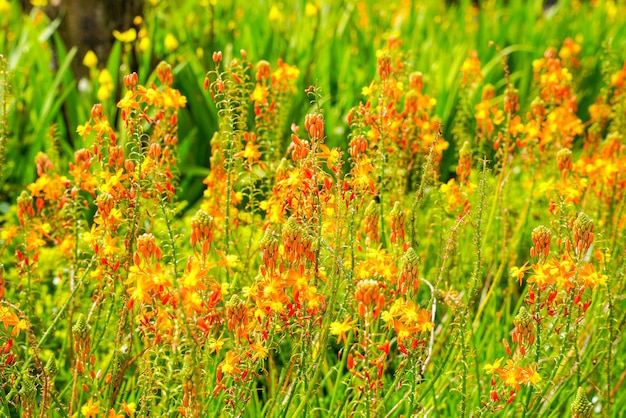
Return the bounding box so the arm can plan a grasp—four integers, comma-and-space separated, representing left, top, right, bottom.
5, 261, 92, 400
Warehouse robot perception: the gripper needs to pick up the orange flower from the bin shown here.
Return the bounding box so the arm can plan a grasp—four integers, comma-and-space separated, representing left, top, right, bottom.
108, 408, 124, 418
0, 306, 19, 331
579, 263, 607, 288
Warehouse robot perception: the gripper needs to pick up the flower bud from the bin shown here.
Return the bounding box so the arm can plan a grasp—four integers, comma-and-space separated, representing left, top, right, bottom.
571, 387, 592, 418
377, 51, 391, 80
95, 192, 114, 218
225, 294, 248, 334
137, 233, 161, 261
255, 60, 271, 82
212, 50, 222, 64
398, 247, 420, 293
190, 209, 214, 249
259, 228, 279, 269
304, 113, 324, 140
531, 225, 552, 259
45, 354, 58, 378
409, 71, 423, 92
456, 141, 472, 184
572, 212, 594, 256
364, 200, 379, 243
556, 148, 573, 178
389, 201, 406, 244
16, 191, 35, 223
156, 61, 173, 86
72, 314, 91, 341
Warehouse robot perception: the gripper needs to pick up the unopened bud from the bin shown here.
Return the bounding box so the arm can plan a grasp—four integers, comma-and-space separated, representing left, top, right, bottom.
571, 387, 592, 418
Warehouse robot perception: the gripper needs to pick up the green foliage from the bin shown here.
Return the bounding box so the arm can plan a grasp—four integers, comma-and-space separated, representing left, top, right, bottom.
1, 1, 626, 417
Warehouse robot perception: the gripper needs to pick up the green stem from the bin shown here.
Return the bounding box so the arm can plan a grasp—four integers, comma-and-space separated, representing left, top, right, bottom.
5, 261, 92, 400
410, 137, 437, 249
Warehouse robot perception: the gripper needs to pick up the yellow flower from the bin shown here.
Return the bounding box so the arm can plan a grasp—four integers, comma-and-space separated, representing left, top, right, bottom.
208, 337, 227, 355
330, 316, 356, 345
138, 36, 151, 52
164, 33, 179, 52
484, 358, 503, 375
250, 343, 269, 362
251, 83, 269, 105
305, 2, 318, 17
220, 282, 230, 296
31, 0, 47, 6
97, 69, 114, 101
113, 28, 137, 43
269, 5, 283, 22
220, 350, 241, 375
241, 140, 261, 164
81, 398, 100, 418
121, 402, 136, 415
361, 81, 377, 96
0, 0, 11, 14
82, 50, 98, 69
510, 262, 531, 285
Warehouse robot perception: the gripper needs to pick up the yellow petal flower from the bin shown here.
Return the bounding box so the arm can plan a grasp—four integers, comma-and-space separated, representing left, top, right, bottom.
82, 50, 98, 69
305, 2, 318, 17
269, 5, 282, 22
0, 0, 12, 14
113, 28, 137, 43
164, 33, 179, 52
138, 36, 151, 52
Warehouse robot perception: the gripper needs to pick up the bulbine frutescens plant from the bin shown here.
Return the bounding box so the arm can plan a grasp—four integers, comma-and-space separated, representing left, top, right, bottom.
1, 35, 625, 418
